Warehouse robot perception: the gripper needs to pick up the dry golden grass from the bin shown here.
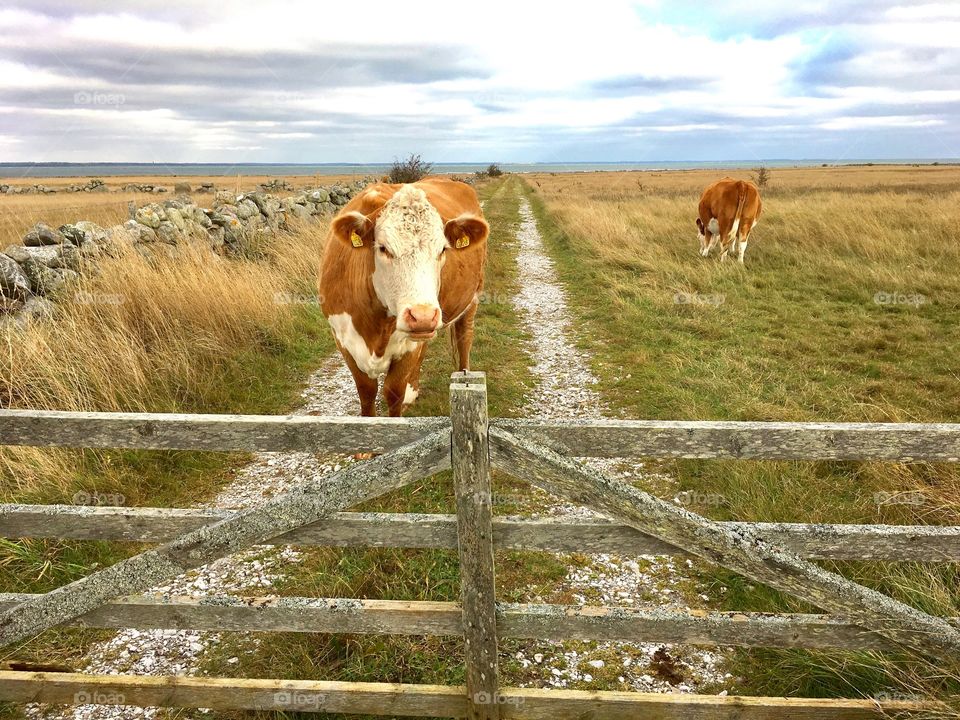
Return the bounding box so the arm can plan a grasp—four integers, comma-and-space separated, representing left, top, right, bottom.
0, 193, 133, 248
0, 191, 337, 680
0, 216, 331, 504
526, 165, 960, 517
527, 163, 960, 196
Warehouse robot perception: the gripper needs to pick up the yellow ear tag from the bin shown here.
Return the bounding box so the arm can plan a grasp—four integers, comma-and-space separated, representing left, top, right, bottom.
455, 234, 470, 249
350, 231, 363, 248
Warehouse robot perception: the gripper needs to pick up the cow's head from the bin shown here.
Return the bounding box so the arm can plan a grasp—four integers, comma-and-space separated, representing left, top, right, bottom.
696, 217, 707, 254
331, 184, 488, 340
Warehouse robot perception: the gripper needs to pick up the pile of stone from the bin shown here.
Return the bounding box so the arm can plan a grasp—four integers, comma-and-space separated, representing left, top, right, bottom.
0, 179, 220, 195
1, 179, 108, 194
64, 178, 109, 193
123, 182, 167, 194
1, 179, 369, 327
0, 221, 117, 324
1, 184, 57, 195
171, 181, 216, 194
259, 178, 293, 191
207, 182, 361, 247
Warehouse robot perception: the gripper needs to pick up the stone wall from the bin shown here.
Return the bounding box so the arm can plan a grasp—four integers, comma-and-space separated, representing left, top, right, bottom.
0, 179, 369, 327
1, 178, 299, 195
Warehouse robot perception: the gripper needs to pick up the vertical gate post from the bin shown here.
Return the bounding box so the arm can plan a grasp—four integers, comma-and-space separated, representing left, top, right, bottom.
450, 371, 500, 720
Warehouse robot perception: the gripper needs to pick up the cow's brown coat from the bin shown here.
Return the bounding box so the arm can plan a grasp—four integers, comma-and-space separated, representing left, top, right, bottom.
319, 178, 487, 416
697, 177, 762, 262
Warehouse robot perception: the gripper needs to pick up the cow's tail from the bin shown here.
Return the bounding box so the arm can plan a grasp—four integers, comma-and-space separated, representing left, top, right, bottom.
734, 181, 749, 229
730, 181, 749, 250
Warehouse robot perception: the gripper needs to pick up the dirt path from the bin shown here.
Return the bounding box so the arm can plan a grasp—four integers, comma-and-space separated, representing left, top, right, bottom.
29, 357, 360, 720
505, 193, 732, 694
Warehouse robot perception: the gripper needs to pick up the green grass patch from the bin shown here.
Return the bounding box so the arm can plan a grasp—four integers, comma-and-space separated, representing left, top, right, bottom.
521, 176, 960, 702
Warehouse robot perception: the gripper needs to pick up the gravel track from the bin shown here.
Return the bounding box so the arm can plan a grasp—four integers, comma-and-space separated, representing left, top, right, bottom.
506, 196, 731, 694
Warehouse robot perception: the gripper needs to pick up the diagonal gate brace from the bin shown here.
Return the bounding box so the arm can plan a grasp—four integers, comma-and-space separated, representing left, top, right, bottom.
0, 429, 451, 648
489, 426, 960, 660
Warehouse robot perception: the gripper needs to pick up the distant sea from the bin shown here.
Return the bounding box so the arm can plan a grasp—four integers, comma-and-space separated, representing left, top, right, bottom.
0, 160, 955, 178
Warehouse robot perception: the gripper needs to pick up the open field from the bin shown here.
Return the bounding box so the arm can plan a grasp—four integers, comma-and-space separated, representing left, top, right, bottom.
522, 165, 960, 704
528, 163, 960, 195
1, 168, 958, 717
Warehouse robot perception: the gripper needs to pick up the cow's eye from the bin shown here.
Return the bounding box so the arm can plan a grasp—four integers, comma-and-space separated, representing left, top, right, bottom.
378, 246, 394, 259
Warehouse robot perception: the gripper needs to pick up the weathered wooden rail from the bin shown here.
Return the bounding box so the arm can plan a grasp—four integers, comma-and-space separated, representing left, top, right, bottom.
0, 371, 957, 719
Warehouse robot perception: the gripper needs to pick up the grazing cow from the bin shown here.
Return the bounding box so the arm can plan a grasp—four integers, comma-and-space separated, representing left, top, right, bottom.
319, 178, 488, 416
696, 177, 762, 263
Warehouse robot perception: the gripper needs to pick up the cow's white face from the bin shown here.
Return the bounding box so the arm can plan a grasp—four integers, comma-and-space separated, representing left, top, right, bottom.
330, 183, 489, 342
371, 186, 448, 338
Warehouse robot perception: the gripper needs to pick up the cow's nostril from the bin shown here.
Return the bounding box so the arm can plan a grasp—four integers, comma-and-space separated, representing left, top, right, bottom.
403, 305, 440, 332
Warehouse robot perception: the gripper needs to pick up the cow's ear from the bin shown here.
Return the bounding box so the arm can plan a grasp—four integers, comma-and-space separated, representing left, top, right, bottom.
444, 214, 488, 250
331, 210, 373, 249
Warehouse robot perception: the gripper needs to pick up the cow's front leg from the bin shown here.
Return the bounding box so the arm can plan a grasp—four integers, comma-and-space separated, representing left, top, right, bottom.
703, 232, 719, 258
407, 343, 428, 400
384, 346, 428, 417
451, 300, 479, 371
337, 342, 378, 416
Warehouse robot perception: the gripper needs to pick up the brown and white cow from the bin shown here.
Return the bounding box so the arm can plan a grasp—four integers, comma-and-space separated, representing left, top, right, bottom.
319, 178, 488, 416
696, 177, 762, 263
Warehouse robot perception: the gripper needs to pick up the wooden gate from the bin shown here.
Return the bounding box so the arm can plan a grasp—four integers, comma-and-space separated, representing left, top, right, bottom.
0, 370, 958, 718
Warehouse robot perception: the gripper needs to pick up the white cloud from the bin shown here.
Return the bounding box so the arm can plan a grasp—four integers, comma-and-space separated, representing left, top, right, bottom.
818, 115, 946, 130
0, 1, 956, 161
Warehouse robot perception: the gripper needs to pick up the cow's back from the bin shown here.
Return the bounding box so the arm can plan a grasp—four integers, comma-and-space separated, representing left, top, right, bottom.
416, 177, 483, 218
700, 178, 761, 220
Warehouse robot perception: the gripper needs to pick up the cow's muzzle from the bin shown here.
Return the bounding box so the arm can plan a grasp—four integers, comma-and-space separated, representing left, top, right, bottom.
400, 304, 441, 340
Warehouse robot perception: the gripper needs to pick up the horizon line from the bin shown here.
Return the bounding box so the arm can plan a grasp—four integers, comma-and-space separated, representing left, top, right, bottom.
2, 158, 959, 167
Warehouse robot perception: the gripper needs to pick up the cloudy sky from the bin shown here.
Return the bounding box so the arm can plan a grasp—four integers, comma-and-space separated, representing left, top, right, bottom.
1, 0, 958, 163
